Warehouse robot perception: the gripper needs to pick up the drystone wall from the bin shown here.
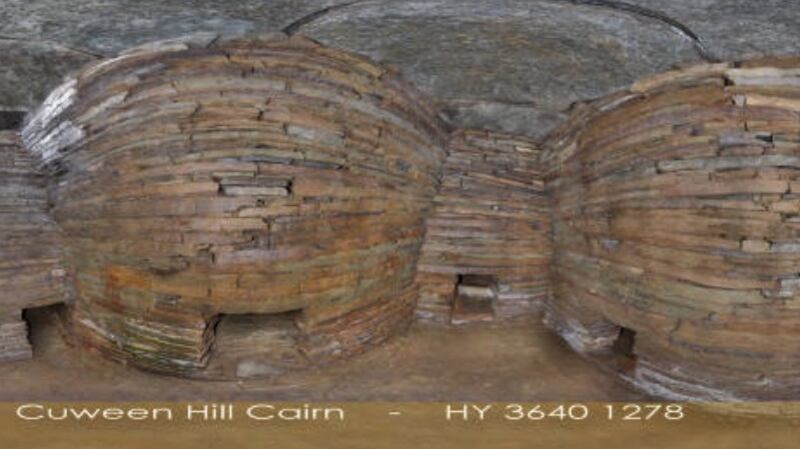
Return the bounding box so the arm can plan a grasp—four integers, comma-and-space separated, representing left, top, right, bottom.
416, 130, 550, 324
543, 58, 800, 400
0, 129, 65, 361
5, 27, 800, 401
21, 34, 448, 376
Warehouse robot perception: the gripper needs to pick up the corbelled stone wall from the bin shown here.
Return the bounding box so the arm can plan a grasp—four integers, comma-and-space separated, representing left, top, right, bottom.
5, 22, 800, 401
22, 33, 448, 376
543, 58, 800, 400
0, 129, 65, 361
416, 130, 550, 323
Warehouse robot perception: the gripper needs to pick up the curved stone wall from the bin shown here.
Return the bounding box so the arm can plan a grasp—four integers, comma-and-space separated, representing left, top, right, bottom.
543, 58, 800, 400
21, 34, 448, 376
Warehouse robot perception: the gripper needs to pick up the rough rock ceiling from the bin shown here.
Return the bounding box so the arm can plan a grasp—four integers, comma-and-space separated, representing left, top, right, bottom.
2, 0, 799, 138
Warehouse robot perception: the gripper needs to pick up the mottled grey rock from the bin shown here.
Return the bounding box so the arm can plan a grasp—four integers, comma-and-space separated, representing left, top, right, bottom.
625, 0, 800, 61
0, 0, 344, 110
0, 0, 338, 56
0, 40, 95, 112
441, 101, 567, 139
299, 0, 702, 139
2, 0, 800, 137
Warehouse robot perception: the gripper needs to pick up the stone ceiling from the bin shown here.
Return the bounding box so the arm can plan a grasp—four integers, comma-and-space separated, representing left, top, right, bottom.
1, 0, 798, 139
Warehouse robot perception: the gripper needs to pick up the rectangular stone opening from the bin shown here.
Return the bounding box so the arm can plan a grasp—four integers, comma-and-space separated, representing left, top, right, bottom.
10, 303, 68, 360
451, 274, 497, 325
202, 309, 306, 379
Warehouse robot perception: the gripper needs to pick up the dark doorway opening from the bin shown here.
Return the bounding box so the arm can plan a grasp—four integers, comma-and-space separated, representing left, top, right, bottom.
610, 326, 638, 373
20, 302, 68, 358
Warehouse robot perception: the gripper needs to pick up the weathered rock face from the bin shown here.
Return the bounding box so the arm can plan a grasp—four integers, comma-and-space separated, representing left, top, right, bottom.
0, 0, 340, 56
416, 130, 550, 323
6, 1, 800, 141
298, 0, 702, 139
22, 34, 448, 376
626, 0, 800, 61
543, 58, 800, 400
0, 40, 96, 112
0, 127, 66, 361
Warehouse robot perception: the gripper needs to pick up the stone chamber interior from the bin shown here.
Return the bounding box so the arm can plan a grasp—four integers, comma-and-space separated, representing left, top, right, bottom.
1, 0, 800, 404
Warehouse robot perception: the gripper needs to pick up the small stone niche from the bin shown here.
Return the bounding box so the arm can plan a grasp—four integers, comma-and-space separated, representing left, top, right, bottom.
201, 310, 307, 379
451, 274, 497, 325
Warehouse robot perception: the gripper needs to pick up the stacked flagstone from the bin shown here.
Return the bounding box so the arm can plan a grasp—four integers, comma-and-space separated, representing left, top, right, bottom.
22, 33, 448, 376
0, 129, 65, 361
10, 28, 800, 401
416, 130, 550, 323
543, 58, 800, 400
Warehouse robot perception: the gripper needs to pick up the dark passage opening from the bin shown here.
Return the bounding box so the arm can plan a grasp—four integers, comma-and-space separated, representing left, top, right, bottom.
610, 326, 638, 373
451, 274, 497, 325
21, 303, 68, 358
0, 110, 25, 131
203, 309, 306, 379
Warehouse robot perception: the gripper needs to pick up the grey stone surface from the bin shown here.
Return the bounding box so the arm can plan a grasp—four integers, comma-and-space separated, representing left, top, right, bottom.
626, 0, 800, 61
0, 40, 95, 112
299, 0, 702, 139
0, 0, 337, 56
441, 101, 567, 140
0, 0, 340, 111
1, 0, 799, 137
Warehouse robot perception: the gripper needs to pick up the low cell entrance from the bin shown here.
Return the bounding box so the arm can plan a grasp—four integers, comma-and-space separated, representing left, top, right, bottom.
451, 274, 497, 325
201, 309, 306, 379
